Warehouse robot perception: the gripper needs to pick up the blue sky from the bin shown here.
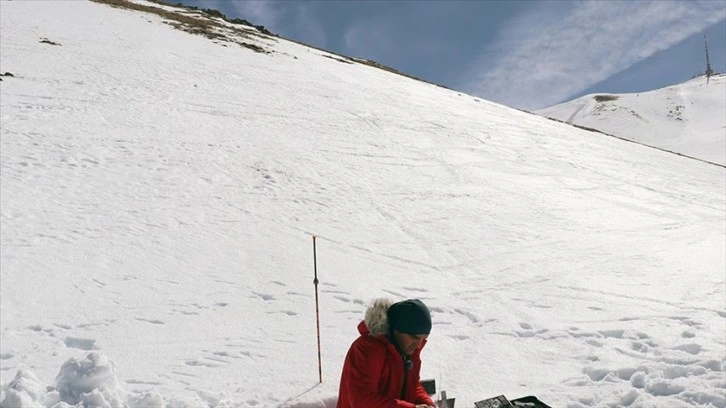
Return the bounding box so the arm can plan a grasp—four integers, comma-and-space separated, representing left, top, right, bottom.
177, 0, 726, 110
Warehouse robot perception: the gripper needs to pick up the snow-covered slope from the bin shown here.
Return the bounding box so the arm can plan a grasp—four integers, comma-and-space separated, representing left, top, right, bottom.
536, 74, 726, 166
1, 1, 725, 408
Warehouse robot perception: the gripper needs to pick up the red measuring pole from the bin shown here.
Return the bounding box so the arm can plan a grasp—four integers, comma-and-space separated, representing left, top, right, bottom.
313, 235, 322, 383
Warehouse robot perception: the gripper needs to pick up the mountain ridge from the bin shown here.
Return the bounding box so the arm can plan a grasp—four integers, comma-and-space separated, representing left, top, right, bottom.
537, 74, 726, 166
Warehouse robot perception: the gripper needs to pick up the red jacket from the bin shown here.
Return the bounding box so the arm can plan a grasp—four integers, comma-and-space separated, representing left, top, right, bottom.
336, 320, 434, 408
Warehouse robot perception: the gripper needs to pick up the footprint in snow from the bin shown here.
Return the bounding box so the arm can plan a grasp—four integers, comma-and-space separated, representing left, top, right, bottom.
252, 292, 275, 301
598, 329, 625, 339
135, 318, 165, 325
64, 337, 99, 350
402, 287, 428, 293
448, 334, 469, 340
266, 310, 297, 316
514, 322, 549, 338
672, 343, 701, 355
185, 360, 219, 368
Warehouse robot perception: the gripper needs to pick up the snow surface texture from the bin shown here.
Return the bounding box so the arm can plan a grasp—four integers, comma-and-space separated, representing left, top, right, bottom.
1, 1, 725, 408
536, 75, 726, 167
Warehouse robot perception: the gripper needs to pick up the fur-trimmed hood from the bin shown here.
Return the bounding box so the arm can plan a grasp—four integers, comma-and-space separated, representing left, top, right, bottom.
360, 297, 392, 336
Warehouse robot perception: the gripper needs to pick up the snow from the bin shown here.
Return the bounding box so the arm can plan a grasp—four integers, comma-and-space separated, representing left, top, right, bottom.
535, 75, 726, 167
1, 1, 725, 407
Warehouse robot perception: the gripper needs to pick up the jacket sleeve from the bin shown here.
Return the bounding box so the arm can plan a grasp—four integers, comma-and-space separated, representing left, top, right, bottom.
413, 382, 435, 405
343, 339, 415, 408
410, 356, 434, 405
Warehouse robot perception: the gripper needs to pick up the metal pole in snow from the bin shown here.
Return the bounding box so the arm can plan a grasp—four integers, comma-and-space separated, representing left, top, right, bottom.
313, 235, 322, 383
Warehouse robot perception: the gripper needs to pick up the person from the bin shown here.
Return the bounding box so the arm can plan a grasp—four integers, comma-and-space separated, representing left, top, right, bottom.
336, 298, 435, 408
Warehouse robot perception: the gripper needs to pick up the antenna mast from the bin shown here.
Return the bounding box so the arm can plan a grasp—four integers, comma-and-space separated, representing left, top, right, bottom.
704, 34, 713, 84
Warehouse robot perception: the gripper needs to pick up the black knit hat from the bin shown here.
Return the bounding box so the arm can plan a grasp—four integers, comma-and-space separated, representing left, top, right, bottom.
387, 299, 432, 335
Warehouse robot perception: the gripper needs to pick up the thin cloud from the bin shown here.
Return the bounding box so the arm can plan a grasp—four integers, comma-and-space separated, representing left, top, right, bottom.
188, 0, 279, 29
225, 1, 327, 48
226, 1, 282, 29
343, 16, 397, 61
341, 3, 454, 68
289, 3, 328, 49
464, 1, 726, 110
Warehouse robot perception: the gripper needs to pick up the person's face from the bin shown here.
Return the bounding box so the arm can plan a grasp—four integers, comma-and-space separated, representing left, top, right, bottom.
393, 330, 428, 356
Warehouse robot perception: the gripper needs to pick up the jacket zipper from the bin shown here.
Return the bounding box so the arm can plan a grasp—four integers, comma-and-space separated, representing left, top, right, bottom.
400, 354, 408, 400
